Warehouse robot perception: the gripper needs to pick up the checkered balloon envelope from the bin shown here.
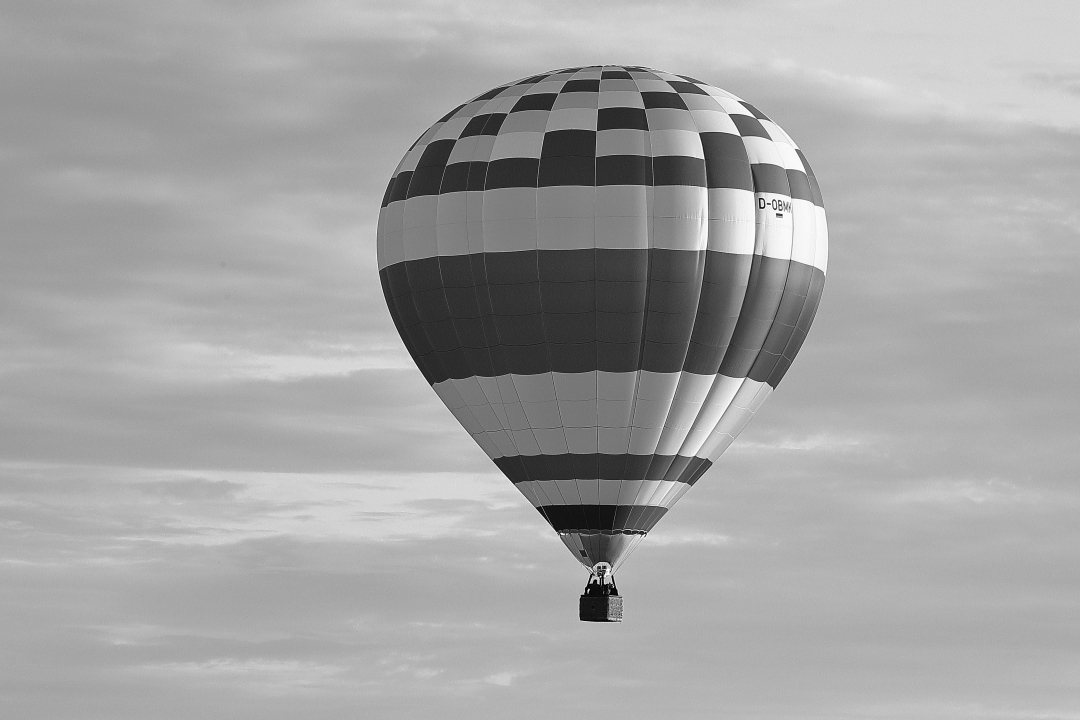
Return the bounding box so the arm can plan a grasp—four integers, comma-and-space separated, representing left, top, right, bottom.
377, 65, 827, 575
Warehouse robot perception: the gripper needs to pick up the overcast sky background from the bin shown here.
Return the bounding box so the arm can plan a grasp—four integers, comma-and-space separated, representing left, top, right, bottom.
3, 1, 1080, 718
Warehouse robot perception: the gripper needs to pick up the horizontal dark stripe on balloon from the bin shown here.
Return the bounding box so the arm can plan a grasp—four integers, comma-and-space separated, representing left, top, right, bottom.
495, 453, 712, 484
537, 504, 669, 533
379, 248, 824, 384
392, 159, 810, 201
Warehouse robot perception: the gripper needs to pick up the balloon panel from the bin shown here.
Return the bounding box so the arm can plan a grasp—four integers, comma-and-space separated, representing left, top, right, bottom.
377, 66, 827, 570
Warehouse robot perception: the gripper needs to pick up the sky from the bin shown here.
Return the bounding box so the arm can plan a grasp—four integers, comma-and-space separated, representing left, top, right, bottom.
2, 0, 1080, 717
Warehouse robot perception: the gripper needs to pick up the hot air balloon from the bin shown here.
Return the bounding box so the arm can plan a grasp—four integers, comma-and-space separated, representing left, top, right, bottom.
377, 65, 827, 621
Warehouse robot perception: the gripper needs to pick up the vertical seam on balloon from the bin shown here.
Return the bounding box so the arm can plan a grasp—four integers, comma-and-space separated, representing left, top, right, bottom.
745, 133, 804, 387
652, 87, 710, 471
623, 71, 651, 463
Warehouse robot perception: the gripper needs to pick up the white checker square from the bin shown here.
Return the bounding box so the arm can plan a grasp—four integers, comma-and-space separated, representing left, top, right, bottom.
598, 90, 644, 108
433, 116, 471, 140
635, 370, 682, 401
545, 108, 597, 131
436, 191, 468, 224
558, 399, 598, 428
402, 194, 439, 229
652, 185, 707, 219
599, 78, 637, 91
503, 401, 530, 431
377, 230, 404, 268
648, 129, 704, 158
436, 221, 468, 256
489, 132, 544, 160
532, 428, 569, 455
654, 426, 693, 456
598, 480, 622, 505
447, 136, 479, 163
596, 129, 647, 156
501, 110, 550, 134
451, 376, 488, 406
741, 136, 783, 167
402, 223, 437, 261
493, 375, 521, 404
564, 426, 598, 454
470, 404, 503, 433
689, 111, 739, 134
707, 187, 754, 222
597, 426, 631, 454
754, 206, 793, 259
790, 199, 818, 267
631, 399, 670, 429
537, 186, 595, 218
553, 371, 597, 401
645, 108, 697, 131
467, 215, 485, 254
522, 400, 563, 429
651, 216, 707, 252
510, 429, 542, 456
595, 185, 648, 217
571, 68, 602, 80
816, 208, 829, 273
511, 373, 557, 402
552, 93, 597, 111
554, 479, 582, 504
634, 479, 663, 506
482, 187, 537, 220
617, 480, 645, 506
710, 96, 753, 115
597, 399, 634, 428
466, 135, 497, 162
476, 376, 504, 405
487, 430, 518, 456
633, 78, 675, 93
575, 479, 600, 505
597, 371, 637, 401
680, 94, 724, 112
481, 218, 536, 253
524, 80, 564, 95
674, 371, 716, 401
537, 217, 594, 251
595, 215, 648, 250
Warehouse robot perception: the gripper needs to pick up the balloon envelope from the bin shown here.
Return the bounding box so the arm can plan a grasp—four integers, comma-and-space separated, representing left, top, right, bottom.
377, 66, 827, 571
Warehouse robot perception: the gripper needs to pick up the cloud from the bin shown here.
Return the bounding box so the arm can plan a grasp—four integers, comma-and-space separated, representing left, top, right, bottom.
3, 1, 1080, 718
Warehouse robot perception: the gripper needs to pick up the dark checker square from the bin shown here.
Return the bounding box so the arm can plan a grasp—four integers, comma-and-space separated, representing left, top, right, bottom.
460, 113, 507, 137
595, 155, 652, 186
597, 107, 649, 130
730, 114, 771, 139
538, 155, 595, 187
641, 92, 688, 110
601, 70, 633, 80
560, 79, 601, 93
666, 80, 708, 95
485, 158, 539, 189
739, 101, 771, 120
511, 93, 557, 112
541, 129, 596, 158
